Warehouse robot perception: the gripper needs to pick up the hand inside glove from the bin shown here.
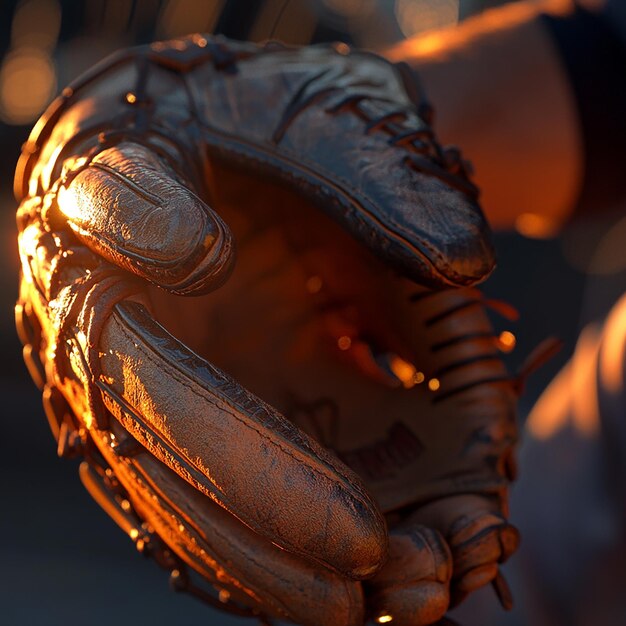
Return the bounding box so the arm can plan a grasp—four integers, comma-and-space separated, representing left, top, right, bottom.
16, 35, 518, 626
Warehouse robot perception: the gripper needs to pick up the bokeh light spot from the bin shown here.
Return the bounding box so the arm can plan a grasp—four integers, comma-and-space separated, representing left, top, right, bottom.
395, 0, 459, 38
389, 355, 419, 388
0, 48, 56, 125
498, 330, 516, 353
515, 212, 557, 239
12, 0, 61, 51
306, 275, 323, 294
413, 371, 425, 384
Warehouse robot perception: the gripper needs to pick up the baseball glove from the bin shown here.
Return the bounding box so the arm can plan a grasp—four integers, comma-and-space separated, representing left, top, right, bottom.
16, 35, 519, 626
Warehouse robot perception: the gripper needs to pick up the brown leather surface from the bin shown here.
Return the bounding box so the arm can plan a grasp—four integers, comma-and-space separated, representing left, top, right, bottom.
63, 143, 235, 294
96, 425, 365, 626
98, 301, 387, 579
16, 35, 494, 290
366, 526, 452, 626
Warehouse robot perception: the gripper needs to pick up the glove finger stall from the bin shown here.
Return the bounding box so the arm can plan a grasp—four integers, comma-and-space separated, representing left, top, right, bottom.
91, 300, 387, 579
59, 142, 234, 295
93, 426, 365, 626
16, 35, 494, 290
366, 524, 452, 626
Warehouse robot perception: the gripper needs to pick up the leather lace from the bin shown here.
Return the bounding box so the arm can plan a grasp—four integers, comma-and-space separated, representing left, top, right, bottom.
325, 93, 479, 199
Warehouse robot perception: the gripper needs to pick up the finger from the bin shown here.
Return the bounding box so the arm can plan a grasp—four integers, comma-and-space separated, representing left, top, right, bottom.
338, 285, 517, 515
191, 39, 495, 288
447, 510, 519, 607
88, 423, 365, 626
366, 525, 452, 626
18, 209, 387, 580
92, 299, 387, 579
56, 141, 234, 295
20, 36, 495, 290
406, 495, 519, 609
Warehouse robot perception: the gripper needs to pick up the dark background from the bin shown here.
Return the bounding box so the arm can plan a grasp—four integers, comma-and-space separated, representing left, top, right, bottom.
0, 1, 624, 625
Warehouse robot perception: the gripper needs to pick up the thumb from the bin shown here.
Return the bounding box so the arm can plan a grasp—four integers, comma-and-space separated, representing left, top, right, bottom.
56, 141, 234, 295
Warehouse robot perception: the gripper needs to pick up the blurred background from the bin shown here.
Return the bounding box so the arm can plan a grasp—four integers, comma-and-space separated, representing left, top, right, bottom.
0, 1, 624, 625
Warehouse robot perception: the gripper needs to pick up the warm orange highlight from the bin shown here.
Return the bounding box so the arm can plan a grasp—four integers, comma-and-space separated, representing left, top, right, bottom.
498, 331, 516, 353
527, 324, 601, 440
599, 294, 626, 395
386, 0, 571, 62
0, 48, 56, 125
515, 212, 558, 239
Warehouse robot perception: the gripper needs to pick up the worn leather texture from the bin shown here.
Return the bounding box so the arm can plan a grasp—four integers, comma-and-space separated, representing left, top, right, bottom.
16, 34, 494, 292
16, 35, 518, 626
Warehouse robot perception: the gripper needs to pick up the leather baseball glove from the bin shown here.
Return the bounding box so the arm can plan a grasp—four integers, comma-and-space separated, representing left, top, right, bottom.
16, 35, 519, 626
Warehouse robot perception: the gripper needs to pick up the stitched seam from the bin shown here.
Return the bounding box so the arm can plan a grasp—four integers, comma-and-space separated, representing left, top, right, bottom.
200, 123, 456, 274
127, 462, 296, 593
274, 142, 454, 271
112, 315, 376, 515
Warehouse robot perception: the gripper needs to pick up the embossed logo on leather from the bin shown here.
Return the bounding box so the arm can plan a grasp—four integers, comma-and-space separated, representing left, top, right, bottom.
288, 397, 423, 482
338, 423, 423, 481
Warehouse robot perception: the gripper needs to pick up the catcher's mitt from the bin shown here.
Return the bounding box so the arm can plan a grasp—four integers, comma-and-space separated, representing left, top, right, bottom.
16, 35, 519, 626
